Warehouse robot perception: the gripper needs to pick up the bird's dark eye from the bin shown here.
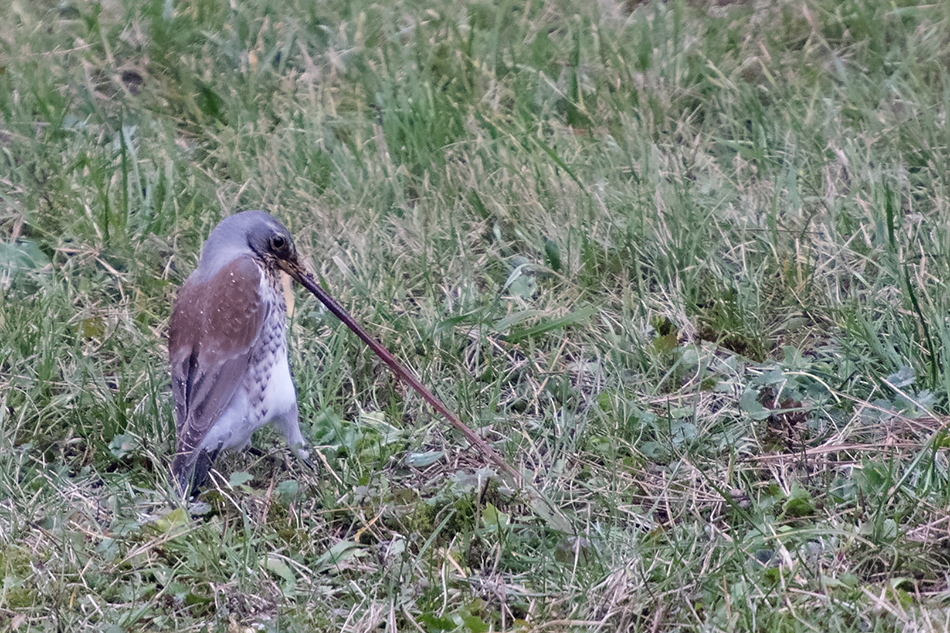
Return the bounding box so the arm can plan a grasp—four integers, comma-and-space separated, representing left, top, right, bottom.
271, 235, 286, 250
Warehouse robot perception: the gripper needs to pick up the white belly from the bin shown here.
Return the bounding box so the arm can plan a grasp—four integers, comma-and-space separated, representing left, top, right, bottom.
197, 360, 298, 454
261, 355, 297, 427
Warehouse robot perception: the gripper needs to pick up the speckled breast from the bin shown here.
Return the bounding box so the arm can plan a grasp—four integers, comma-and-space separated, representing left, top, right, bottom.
243, 265, 291, 427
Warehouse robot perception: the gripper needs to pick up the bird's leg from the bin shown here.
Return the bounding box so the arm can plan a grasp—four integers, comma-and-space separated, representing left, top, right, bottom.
273, 403, 309, 461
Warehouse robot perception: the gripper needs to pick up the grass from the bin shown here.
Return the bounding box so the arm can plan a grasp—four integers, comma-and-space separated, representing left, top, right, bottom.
3, 0, 950, 629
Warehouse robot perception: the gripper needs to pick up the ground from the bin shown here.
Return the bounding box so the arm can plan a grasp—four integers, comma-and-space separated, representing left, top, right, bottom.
2, 0, 950, 631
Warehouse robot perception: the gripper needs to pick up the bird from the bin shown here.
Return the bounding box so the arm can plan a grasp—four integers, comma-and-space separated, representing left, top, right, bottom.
168, 211, 521, 502
168, 210, 309, 494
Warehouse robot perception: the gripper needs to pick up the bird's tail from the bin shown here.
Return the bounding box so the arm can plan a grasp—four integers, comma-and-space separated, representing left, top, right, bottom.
172, 449, 219, 499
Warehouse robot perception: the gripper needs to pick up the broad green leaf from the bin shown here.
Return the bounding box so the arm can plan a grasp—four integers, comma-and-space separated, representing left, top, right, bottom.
740, 389, 770, 421
276, 479, 299, 503
405, 450, 445, 468
228, 472, 253, 487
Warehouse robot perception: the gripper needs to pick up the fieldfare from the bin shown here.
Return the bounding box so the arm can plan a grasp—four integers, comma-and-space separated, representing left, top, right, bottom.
169, 211, 307, 492
168, 210, 516, 500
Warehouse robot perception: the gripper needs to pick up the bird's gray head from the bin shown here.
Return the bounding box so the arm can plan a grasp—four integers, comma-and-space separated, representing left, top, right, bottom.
194, 210, 297, 281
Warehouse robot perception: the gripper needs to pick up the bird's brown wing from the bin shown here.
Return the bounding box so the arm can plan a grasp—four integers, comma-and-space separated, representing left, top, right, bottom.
169, 255, 266, 467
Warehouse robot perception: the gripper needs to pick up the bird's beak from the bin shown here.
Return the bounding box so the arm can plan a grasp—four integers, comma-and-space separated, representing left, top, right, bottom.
276, 258, 308, 287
